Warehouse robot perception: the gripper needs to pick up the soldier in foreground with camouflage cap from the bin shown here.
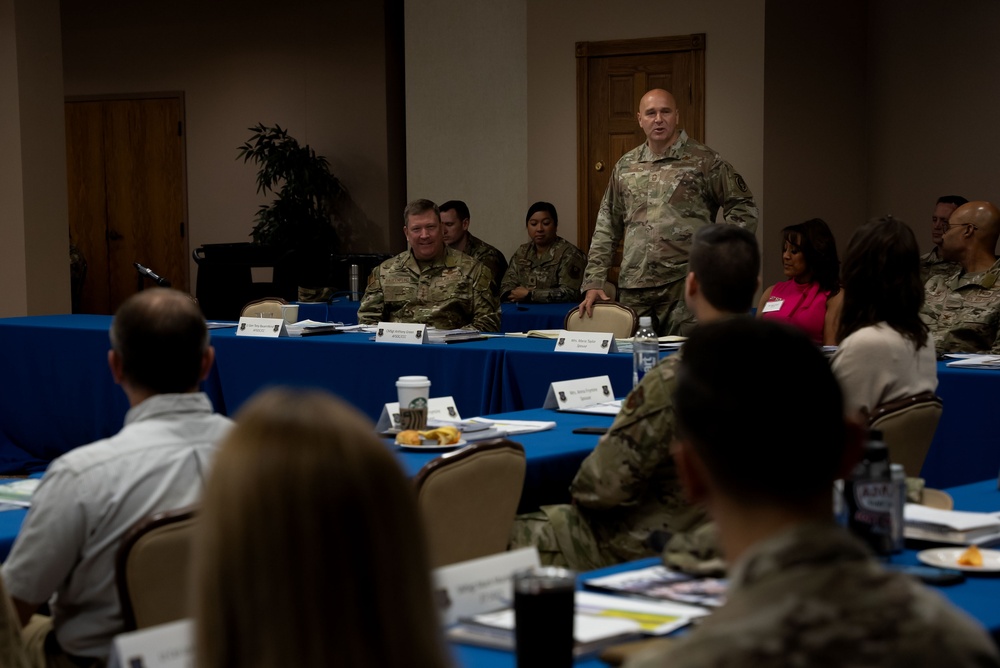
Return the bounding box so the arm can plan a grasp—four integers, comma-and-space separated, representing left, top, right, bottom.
358, 199, 501, 331
510, 225, 759, 571
627, 318, 1000, 668
578, 88, 758, 336
920, 200, 1000, 354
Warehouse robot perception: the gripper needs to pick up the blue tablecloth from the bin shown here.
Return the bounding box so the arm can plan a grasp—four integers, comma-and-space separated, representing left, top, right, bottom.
296, 301, 577, 334
1, 315, 998, 490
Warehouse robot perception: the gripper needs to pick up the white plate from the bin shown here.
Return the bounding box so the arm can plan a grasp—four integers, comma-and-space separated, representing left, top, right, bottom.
397, 439, 467, 452
916, 547, 1000, 572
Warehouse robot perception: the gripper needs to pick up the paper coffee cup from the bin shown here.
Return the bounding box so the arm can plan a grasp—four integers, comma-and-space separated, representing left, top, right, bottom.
280, 304, 299, 324
396, 375, 431, 409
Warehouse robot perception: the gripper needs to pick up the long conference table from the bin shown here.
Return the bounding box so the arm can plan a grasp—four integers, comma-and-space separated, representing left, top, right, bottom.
1, 315, 999, 491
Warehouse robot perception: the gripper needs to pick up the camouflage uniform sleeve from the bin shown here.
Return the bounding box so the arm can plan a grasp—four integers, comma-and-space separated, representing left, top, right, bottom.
470, 264, 502, 332
709, 157, 758, 233
532, 244, 587, 303
498, 248, 522, 300
582, 165, 627, 291
571, 357, 677, 508
356, 265, 384, 324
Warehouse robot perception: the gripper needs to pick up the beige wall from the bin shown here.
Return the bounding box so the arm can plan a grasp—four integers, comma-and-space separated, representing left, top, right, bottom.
404, 0, 528, 259
527, 0, 766, 250
867, 0, 1000, 250
761, 0, 868, 287
0, 0, 70, 317
60, 0, 392, 290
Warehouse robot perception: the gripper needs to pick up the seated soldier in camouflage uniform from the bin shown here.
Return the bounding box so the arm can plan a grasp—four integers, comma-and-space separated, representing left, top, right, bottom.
920, 201, 1000, 354
358, 199, 501, 332
439, 200, 507, 296
509, 225, 760, 571
500, 201, 586, 303
920, 195, 966, 283
627, 318, 1000, 668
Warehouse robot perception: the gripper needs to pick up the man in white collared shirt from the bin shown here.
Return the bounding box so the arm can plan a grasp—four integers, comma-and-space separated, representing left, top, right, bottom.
2, 288, 233, 668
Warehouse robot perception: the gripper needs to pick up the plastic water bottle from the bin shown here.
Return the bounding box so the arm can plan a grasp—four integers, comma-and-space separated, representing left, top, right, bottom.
632, 316, 659, 388
844, 430, 893, 555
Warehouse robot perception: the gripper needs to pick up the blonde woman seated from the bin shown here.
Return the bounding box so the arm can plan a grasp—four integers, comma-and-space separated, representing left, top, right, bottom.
194, 388, 448, 668
831, 217, 937, 420
500, 201, 587, 302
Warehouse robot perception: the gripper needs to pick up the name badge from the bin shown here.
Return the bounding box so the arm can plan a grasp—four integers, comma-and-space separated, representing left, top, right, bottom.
236, 317, 287, 337
376, 322, 427, 344
543, 375, 615, 410
761, 297, 784, 313
433, 547, 541, 626
375, 396, 462, 432
553, 330, 617, 354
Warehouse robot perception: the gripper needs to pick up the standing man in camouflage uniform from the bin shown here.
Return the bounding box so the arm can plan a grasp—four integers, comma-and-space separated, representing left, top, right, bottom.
627, 319, 1000, 668
439, 200, 508, 296
921, 195, 966, 282
358, 200, 501, 331
579, 89, 758, 336
921, 200, 1000, 354
510, 225, 760, 571
500, 201, 587, 303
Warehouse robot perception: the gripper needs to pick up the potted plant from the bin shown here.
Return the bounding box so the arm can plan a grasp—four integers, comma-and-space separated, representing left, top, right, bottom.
237, 124, 344, 298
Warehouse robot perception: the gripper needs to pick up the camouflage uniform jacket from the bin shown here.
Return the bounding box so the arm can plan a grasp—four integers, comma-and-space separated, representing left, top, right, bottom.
627, 523, 1000, 668
558, 352, 707, 563
499, 237, 587, 302
921, 257, 1000, 354
920, 246, 959, 284
582, 131, 758, 291
461, 233, 508, 296
357, 247, 501, 331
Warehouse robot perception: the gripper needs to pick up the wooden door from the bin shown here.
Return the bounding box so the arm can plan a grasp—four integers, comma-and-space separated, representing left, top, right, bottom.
66, 96, 188, 314
576, 35, 706, 264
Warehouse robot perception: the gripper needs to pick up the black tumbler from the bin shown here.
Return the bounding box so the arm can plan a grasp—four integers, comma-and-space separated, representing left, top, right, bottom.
513, 566, 575, 667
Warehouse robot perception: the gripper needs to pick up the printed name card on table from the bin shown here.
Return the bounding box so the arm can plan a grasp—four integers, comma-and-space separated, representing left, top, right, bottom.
375, 321, 427, 345
543, 375, 615, 411
108, 618, 192, 668
433, 547, 541, 626
552, 329, 617, 354
236, 317, 288, 338
375, 396, 461, 432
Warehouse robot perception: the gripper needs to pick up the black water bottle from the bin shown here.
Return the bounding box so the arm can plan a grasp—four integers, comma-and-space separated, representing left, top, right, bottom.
844, 430, 893, 555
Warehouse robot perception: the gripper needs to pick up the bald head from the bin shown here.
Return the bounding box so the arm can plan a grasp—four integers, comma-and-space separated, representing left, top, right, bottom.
637, 89, 681, 153
954, 201, 1000, 244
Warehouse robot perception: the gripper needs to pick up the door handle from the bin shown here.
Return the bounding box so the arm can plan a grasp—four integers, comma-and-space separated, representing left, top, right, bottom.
594, 161, 604, 172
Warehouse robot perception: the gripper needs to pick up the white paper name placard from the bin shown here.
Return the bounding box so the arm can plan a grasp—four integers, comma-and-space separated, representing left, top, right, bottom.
543, 375, 616, 411
433, 547, 540, 626
376, 396, 461, 432
375, 322, 427, 345
108, 619, 192, 668
236, 317, 287, 338
552, 329, 617, 354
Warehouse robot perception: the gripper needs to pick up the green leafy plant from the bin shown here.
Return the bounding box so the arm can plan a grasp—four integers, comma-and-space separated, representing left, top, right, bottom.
237, 123, 343, 256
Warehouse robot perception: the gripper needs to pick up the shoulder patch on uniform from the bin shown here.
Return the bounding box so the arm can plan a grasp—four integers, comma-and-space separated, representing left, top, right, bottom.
569, 265, 582, 279
735, 174, 748, 193
624, 385, 645, 412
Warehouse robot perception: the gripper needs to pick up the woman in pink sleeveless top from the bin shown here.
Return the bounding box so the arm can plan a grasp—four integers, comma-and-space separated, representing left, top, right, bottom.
757, 218, 842, 345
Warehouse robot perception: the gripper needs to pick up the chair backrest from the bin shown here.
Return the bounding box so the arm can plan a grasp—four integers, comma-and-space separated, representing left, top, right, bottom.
240, 297, 287, 319
563, 301, 638, 338
116, 507, 198, 631
414, 439, 526, 568
869, 391, 943, 476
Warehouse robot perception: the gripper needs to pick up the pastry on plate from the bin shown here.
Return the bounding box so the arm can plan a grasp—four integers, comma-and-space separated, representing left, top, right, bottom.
395, 430, 422, 446
957, 545, 983, 567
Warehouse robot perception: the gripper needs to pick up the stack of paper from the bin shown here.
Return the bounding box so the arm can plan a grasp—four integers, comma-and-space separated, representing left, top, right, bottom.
904, 504, 1000, 545
0, 479, 40, 508
944, 354, 1000, 369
